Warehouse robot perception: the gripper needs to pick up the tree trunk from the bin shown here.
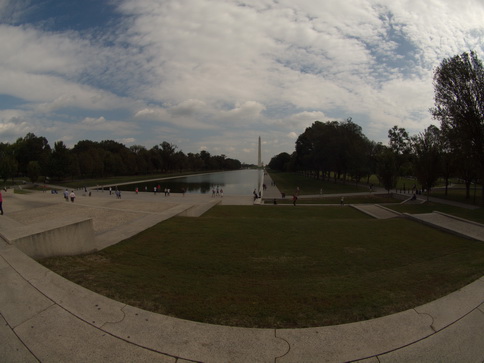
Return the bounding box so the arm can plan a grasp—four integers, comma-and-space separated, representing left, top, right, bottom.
465, 181, 471, 199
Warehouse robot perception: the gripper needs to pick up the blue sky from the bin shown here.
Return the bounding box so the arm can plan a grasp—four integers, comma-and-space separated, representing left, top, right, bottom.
1, 0, 483, 164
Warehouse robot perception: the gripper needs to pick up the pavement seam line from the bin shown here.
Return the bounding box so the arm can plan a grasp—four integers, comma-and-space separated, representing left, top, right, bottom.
97, 304, 201, 362
1, 246, 160, 359
478, 304, 484, 314
54, 303, 182, 362
413, 308, 437, 333
362, 304, 484, 360
0, 255, 56, 360
1, 312, 42, 363
273, 329, 291, 362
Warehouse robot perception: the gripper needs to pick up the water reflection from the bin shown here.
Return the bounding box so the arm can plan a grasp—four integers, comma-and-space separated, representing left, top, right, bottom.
118, 169, 262, 195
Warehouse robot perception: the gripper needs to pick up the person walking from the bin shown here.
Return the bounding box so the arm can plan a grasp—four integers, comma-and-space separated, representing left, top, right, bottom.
69, 190, 76, 203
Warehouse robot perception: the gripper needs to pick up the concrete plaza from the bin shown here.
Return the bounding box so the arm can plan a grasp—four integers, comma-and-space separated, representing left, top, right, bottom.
1, 182, 483, 362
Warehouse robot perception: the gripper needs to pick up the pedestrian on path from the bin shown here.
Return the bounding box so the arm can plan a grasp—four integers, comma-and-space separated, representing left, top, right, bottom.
340, 196, 344, 206
69, 191, 76, 203
292, 194, 297, 206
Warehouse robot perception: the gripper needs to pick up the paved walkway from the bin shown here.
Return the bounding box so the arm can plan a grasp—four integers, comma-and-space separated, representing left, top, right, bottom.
1, 186, 483, 362
351, 204, 401, 219
406, 212, 484, 242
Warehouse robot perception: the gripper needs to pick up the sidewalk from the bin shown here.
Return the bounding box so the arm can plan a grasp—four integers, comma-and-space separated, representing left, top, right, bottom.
1, 189, 483, 362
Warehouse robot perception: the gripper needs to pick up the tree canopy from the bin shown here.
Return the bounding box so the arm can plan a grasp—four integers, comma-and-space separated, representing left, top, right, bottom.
431, 50, 484, 204
0, 136, 242, 183
267, 50, 483, 205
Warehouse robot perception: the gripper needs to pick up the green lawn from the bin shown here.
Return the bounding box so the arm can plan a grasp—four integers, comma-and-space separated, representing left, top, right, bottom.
271, 194, 401, 205
431, 187, 483, 205
268, 171, 369, 195
40, 205, 484, 328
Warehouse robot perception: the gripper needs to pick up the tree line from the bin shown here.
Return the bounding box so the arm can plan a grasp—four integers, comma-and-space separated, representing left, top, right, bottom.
268, 51, 484, 205
0, 136, 242, 183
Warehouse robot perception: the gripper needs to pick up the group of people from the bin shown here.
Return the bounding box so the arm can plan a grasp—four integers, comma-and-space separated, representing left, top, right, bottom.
63, 189, 77, 202
151, 185, 172, 196
211, 186, 223, 197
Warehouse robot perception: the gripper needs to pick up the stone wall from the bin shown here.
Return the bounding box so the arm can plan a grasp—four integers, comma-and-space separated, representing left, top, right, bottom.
11, 219, 96, 260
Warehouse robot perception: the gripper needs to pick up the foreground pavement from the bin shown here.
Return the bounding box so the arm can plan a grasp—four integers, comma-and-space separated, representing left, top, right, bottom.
1, 188, 483, 362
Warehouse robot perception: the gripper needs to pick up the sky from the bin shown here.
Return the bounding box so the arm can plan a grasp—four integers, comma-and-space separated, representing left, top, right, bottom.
0, 0, 483, 164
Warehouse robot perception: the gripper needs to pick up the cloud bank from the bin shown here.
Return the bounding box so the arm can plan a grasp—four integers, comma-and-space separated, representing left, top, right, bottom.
0, 0, 483, 163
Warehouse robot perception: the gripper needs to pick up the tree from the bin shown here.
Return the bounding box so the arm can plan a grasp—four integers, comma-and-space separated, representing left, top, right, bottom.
48, 141, 70, 180
187, 152, 204, 170
0, 155, 18, 183
27, 160, 41, 183
0, 143, 18, 183
13, 133, 51, 176
340, 119, 371, 185
439, 134, 457, 196
376, 147, 398, 193
411, 125, 442, 200
268, 152, 291, 171
199, 150, 211, 169
431, 50, 484, 205
173, 150, 188, 172
388, 125, 412, 176
149, 146, 163, 173
160, 141, 177, 172
388, 125, 411, 156
293, 119, 371, 182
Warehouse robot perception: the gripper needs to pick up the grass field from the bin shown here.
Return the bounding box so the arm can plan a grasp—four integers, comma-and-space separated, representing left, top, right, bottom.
40, 205, 484, 329
271, 194, 401, 205
268, 171, 483, 206
268, 171, 368, 195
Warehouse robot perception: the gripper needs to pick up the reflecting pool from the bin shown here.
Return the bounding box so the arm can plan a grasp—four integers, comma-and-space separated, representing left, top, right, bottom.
119, 169, 263, 195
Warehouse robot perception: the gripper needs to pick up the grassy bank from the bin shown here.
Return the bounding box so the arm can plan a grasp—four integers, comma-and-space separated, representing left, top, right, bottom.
271, 194, 401, 205
41, 205, 484, 328
268, 171, 368, 195
268, 171, 483, 207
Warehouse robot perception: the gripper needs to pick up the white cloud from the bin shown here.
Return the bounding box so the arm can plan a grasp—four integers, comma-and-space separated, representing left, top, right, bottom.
222, 101, 266, 121
77, 116, 138, 136
0, 25, 85, 75
117, 137, 136, 144
81, 116, 107, 126
0, 0, 483, 163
